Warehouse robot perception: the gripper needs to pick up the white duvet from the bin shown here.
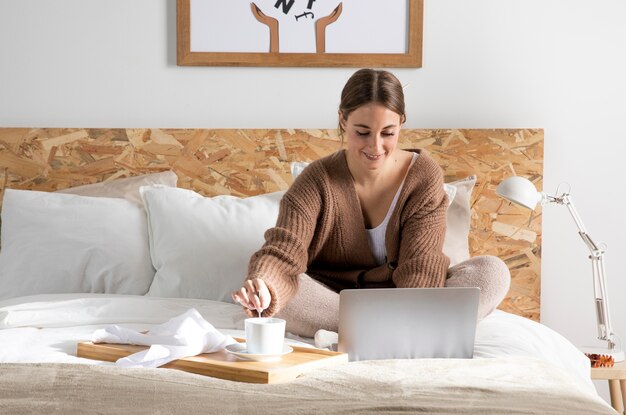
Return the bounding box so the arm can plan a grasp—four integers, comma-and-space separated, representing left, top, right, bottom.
0, 293, 595, 394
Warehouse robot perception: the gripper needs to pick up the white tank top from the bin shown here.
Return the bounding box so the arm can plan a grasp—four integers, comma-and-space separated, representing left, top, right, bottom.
366, 152, 418, 265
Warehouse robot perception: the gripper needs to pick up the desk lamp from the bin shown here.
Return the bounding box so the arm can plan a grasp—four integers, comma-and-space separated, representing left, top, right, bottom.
496, 176, 624, 363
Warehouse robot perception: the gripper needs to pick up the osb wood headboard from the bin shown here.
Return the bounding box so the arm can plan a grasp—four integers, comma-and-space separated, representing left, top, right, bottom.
0, 128, 543, 321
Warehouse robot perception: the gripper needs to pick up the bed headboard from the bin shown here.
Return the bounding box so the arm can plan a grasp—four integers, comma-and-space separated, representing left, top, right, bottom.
0, 128, 543, 321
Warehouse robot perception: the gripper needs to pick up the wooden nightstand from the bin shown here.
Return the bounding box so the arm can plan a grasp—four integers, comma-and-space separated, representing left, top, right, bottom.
592, 360, 626, 414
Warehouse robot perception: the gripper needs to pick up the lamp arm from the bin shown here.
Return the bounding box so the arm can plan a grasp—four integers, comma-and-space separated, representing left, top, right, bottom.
552, 193, 616, 350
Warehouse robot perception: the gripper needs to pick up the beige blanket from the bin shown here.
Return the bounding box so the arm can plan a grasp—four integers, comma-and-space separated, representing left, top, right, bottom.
0, 357, 615, 415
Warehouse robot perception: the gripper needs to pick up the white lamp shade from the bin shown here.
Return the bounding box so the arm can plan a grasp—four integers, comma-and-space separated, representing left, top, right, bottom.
496, 176, 542, 210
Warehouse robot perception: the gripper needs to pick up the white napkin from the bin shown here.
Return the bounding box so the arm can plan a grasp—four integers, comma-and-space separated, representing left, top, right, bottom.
91, 308, 237, 368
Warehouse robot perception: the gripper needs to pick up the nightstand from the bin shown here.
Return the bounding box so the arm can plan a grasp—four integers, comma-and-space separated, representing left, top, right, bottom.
591, 360, 626, 414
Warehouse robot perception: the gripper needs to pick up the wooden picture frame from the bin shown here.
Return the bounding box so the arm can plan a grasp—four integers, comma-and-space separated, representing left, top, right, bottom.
177, 0, 423, 67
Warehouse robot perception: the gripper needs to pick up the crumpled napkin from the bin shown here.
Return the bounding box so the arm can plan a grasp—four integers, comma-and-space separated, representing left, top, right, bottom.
91, 308, 237, 368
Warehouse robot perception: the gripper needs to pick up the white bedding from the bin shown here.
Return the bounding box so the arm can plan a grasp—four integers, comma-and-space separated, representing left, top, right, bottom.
0, 293, 595, 393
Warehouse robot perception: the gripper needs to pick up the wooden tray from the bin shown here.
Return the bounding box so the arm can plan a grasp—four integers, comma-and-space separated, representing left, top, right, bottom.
76, 339, 348, 384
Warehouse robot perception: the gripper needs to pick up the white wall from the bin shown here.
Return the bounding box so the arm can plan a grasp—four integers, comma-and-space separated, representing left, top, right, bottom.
1, 0, 625, 403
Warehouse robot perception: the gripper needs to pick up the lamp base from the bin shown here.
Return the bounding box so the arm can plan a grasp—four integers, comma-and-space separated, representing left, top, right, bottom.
579, 346, 625, 363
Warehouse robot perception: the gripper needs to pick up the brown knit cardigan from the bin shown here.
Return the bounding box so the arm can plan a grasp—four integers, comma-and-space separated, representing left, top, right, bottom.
247, 149, 450, 317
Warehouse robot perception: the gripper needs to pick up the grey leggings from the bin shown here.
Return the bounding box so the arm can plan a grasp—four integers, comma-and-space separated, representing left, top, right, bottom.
276, 256, 511, 338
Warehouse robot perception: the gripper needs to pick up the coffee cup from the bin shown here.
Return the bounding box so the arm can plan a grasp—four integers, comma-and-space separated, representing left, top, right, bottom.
245, 317, 286, 355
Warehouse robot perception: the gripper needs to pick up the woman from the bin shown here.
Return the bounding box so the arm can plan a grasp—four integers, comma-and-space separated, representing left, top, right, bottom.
232, 69, 510, 338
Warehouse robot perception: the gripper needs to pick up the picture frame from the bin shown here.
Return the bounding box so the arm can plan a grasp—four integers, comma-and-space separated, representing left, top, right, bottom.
177, 0, 423, 68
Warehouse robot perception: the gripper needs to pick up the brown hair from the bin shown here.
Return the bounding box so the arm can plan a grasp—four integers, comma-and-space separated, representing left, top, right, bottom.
338, 69, 406, 140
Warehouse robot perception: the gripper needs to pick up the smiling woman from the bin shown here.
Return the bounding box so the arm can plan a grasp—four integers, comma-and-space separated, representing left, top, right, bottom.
231, 69, 512, 338
339, 103, 412, 176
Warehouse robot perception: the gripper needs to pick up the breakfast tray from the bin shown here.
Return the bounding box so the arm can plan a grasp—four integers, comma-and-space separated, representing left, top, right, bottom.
76, 339, 348, 384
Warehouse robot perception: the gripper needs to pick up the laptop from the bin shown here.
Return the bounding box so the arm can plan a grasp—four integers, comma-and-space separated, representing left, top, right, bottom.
338, 287, 480, 361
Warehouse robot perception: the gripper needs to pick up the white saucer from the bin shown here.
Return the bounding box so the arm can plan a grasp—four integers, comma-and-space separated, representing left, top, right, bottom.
225, 343, 293, 362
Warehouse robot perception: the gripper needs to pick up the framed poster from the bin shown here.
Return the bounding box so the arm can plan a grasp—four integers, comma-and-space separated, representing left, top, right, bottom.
177, 0, 423, 67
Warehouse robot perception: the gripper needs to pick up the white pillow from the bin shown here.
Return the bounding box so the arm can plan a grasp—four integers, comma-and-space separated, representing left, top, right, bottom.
443, 183, 457, 207
443, 175, 476, 266
56, 171, 178, 206
0, 189, 155, 300
141, 185, 284, 302
289, 161, 309, 180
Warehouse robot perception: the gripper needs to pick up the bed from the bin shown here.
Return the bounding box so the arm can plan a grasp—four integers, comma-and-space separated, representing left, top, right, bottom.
0, 128, 616, 414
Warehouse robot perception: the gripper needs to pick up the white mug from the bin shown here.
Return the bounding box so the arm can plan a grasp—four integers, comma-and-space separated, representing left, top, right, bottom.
245, 317, 286, 355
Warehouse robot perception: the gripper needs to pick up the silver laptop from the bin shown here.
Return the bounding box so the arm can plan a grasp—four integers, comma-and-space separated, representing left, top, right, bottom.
338, 287, 480, 361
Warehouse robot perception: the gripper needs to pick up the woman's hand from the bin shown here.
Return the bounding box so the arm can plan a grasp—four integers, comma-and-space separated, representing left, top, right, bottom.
231, 278, 271, 315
